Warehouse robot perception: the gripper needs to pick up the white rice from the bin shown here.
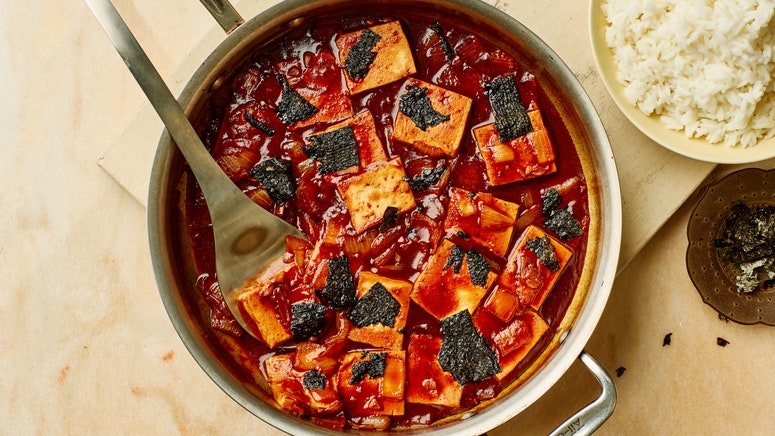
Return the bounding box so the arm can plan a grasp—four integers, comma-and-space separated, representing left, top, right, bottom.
602, 0, 775, 147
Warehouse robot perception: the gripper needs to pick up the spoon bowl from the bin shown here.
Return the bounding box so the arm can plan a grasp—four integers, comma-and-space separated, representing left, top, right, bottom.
86, 0, 304, 337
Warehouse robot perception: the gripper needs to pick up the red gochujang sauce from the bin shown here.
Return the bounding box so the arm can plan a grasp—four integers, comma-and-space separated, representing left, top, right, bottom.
178, 7, 589, 431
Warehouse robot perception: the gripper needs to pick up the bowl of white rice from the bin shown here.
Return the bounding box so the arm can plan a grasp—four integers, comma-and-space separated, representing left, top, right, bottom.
590, 0, 775, 163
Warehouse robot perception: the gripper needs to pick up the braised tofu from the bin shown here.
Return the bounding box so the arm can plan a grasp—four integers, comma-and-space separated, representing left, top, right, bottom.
393, 78, 472, 157
336, 350, 405, 417
474, 104, 556, 186
474, 309, 549, 381
238, 265, 294, 348
485, 225, 572, 321
336, 21, 417, 95
411, 239, 497, 320
444, 187, 519, 257
336, 158, 417, 234
264, 353, 344, 416
304, 110, 387, 174
406, 333, 463, 407
346, 271, 412, 350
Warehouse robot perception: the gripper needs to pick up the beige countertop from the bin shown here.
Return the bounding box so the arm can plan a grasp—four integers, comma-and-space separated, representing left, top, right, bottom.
2, 0, 773, 434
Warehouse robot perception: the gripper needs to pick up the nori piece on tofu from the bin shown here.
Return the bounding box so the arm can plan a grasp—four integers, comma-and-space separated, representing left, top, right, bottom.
248, 157, 296, 204
541, 188, 562, 216
485, 75, 533, 142
243, 111, 275, 136
346, 282, 401, 328
545, 207, 583, 240
380, 206, 399, 232
276, 75, 318, 125
290, 302, 327, 341
430, 21, 455, 62
399, 85, 450, 131
349, 352, 387, 384
407, 165, 446, 192
344, 28, 381, 81
304, 125, 361, 174
316, 256, 357, 311
526, 235, 560, 272
466, 249, 492, 286
438, 310, 500, 385
443, 244, 466, 274
302, 369, 327, 391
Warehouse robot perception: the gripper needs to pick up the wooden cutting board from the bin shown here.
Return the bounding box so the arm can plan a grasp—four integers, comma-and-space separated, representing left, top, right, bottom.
97, 0, 716, 269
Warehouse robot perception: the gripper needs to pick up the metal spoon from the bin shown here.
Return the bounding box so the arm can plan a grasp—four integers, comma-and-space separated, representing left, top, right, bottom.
86, 0, 304, 337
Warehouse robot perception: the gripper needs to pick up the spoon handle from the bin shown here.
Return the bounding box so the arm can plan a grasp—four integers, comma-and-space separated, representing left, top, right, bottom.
85, 0, 241, 211
198, 0, 244, 33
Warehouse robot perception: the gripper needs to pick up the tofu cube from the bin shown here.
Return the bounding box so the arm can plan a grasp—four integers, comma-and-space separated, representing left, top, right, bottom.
346, 271, 412, 350
486, 225, 573, 319
474, 104, 556, 186
473, 309, 549, 381
238, 266, 294, 349
411, 239, 497, 320
336, 158, 416, 234
264, 353, 344, 416
305, 110, 387, 174
336, 21, 417, 95
393, 78, 473, 157
336, 350, 405, 417
406, 333, 463, 407
444, 187, 520, 257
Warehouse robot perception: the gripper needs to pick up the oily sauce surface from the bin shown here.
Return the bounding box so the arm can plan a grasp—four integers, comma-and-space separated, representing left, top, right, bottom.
178, 8, 590, 430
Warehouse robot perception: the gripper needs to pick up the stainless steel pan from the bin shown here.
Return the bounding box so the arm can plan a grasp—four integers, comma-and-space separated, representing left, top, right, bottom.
146, 0, 622, 434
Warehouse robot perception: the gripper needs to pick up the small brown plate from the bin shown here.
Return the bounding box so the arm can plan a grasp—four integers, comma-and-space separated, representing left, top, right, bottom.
687, 168, 775, 325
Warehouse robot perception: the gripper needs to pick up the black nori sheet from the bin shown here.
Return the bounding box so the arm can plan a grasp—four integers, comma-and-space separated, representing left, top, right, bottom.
276, 75, 318, 125
541, 188, 562, 217
485, 75, 533, 142
290, 302, 327, 341
438, 310, 500, 385
443, 244, 466, 274
349, 352, 387, 384
344, 28, 381, 81
379, 206, 400, 232
302, 369, 327, 391
407, 165, 446, 192
248, 157, 297, 204
346, 282, 401, 328
399, 85, 450, 131
243, 111, 275, 136
544, 207, 583, 240
430, 21, 455, 62
466, 249, 491, 286
316, 256, 357, 311
526, 235, 560, 272
304, 125, 361, 174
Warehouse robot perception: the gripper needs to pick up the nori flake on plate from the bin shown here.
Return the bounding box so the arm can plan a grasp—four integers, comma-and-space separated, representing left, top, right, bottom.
663, 333, 672, 347
344, 28, 381, 81
399, 85, 450, 131
304, 125, 360, 174
276, 75, 318, 125
717, 337, 730, 347
485, 75, 533, 142
346, 282, 401, 328
438, 310, 500, 385
248, 157, 296, 204
316, 256, 357, 311
615, 367, 626, 377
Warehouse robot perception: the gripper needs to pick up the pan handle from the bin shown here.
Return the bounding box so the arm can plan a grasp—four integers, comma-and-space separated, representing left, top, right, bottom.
547, 351, 617, 436
198, 0, 243, 33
